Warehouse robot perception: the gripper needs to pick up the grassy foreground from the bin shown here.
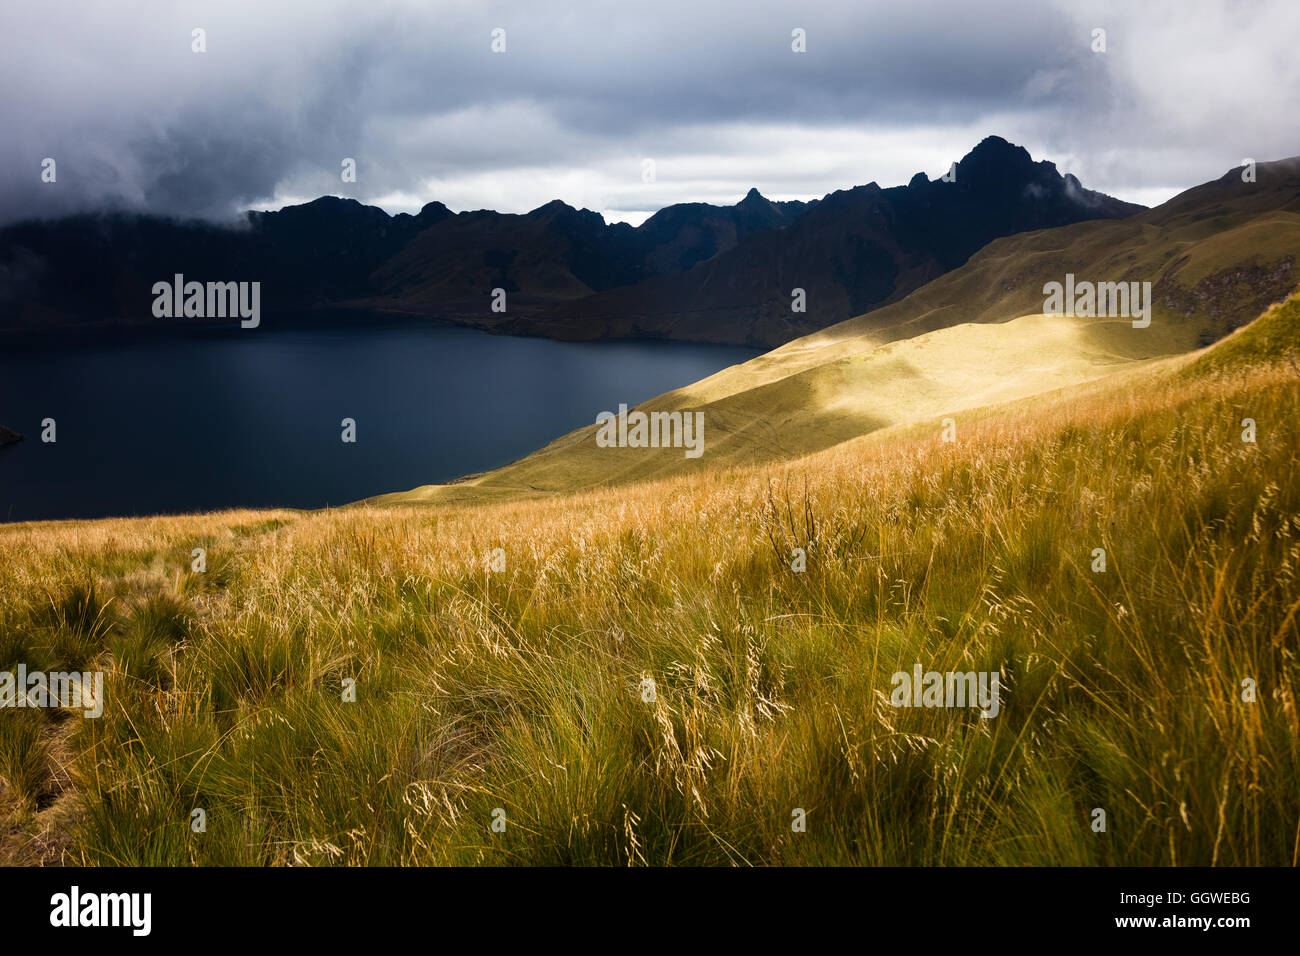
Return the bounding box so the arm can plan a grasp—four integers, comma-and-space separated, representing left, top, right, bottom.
2, 298, 1299, 865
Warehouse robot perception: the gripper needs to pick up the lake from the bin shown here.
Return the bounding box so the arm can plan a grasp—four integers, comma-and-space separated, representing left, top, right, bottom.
0, 316, 759, 522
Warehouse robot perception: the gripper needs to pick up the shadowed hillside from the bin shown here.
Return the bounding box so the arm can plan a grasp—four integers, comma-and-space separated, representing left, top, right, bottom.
514, 136, 1145, 346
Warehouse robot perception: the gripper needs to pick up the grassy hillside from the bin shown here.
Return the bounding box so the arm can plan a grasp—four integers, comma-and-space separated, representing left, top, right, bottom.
1, 293, 1297, 865
375, 158, 1299, 509
378, 312, 1187, 505
826, 157, 1300, 348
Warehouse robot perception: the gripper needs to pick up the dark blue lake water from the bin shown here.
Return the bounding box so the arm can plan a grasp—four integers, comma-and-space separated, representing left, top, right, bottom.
0, 317, 758, 522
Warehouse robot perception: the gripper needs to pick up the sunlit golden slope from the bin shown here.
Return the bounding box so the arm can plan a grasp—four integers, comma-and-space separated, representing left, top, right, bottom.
375, 313, 1180, 505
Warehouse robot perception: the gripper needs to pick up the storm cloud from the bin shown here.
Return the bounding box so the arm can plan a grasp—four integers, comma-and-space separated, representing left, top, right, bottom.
2, 0, 1297, 226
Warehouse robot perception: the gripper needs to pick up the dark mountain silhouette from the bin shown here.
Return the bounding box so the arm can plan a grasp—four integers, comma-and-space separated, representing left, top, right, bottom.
0, 137, 1139, 345
366, 200, 642, 316
0, 195, 450, 330
633, 189, 815, 274
507, 137, 1146, 346
0, 187, 810, 335
359, 190, 816, 321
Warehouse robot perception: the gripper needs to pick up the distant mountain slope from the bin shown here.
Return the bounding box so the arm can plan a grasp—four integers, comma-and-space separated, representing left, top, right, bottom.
367, 201, 639, 315
355, 191, 817, 325
671, 156, 1300, 415
501, 136, 1145, 347
804, 155, 1300, 348
376, 159, 1300, 505
634, 189, 815, 274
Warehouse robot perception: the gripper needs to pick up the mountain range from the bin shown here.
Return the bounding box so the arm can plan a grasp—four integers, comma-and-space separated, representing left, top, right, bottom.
0, 136, 1141, 347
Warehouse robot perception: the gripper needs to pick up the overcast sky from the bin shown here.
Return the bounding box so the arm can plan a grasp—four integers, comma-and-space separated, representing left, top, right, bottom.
2, 0, 1297, 226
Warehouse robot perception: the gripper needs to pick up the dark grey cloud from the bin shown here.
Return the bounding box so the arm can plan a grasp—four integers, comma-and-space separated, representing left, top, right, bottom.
1, 0, 1296, 226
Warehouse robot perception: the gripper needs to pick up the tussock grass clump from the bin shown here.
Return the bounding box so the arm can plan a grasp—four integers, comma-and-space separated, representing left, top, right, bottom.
35, 580, 115, 671
0, 711, 52, 811
111, 594, 191, 688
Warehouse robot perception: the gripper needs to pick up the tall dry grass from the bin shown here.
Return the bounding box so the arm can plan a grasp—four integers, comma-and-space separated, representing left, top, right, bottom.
1, 327, 1298, 865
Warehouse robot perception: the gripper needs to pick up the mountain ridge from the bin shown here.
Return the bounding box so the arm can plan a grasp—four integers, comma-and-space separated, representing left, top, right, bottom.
0, 137, 1139, 346
511, 136, 1146, 347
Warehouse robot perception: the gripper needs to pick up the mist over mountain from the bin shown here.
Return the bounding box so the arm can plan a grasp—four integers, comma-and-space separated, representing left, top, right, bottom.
0, 137, 1135, 345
